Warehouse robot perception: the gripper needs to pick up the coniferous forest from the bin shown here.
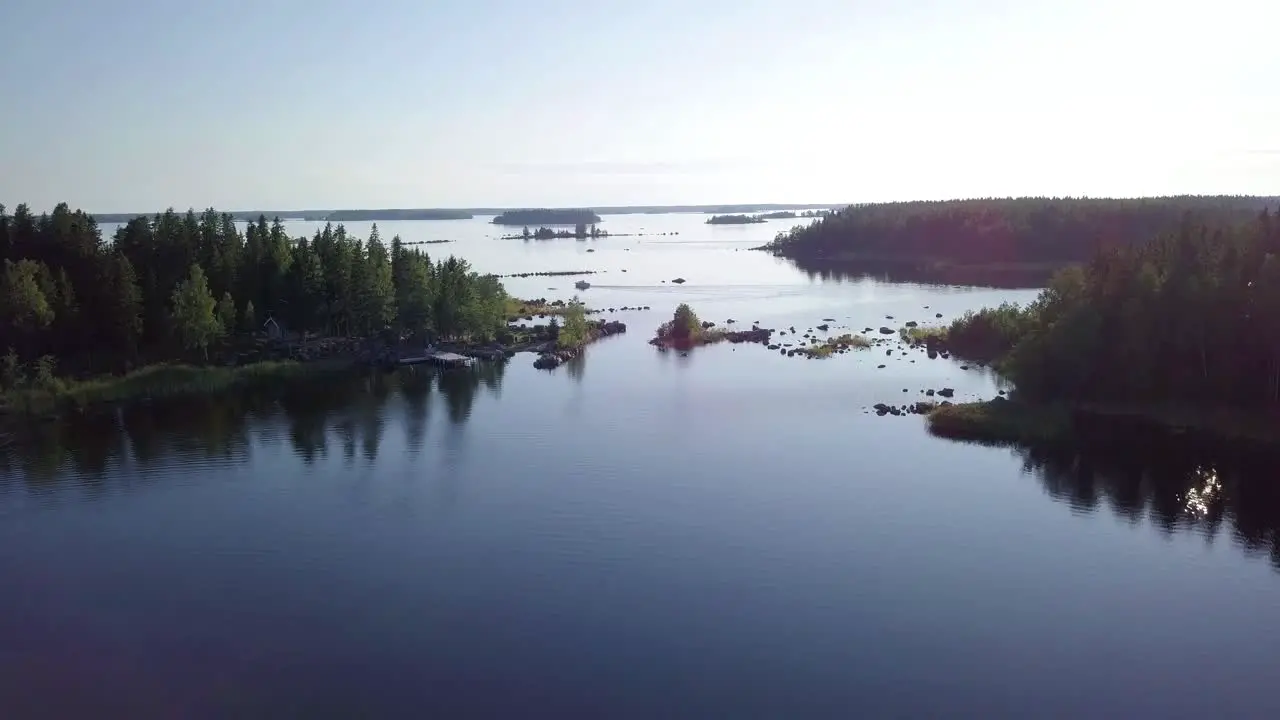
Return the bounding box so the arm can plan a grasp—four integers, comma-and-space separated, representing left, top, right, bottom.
766, 196, 1280, 269
0, 203, 508, 384
925, 209, 1280, 442
998, 210, 1280, 409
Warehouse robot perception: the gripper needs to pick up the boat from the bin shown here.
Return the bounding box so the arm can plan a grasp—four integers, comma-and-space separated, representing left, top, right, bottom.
574, 280, 591, 290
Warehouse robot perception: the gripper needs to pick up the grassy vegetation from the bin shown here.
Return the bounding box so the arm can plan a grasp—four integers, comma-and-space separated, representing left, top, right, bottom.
930, 397, 1280, 448
926, 398, 1072, 445
505, 297, 574, 320
0, 360, 352, 418
900, 325, 946, 344
799, 333, 872, 358
898, 303, 1031, 363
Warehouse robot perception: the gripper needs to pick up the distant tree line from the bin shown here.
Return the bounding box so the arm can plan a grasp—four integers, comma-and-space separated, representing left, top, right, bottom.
766, 196, 1280, 267
0, 203, 507, 380
324, 209, 473, 222
954, 210, 1280, 409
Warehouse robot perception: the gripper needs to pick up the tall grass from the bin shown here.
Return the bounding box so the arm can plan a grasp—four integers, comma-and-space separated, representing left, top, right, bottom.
0, 360, 352, 418
799, 333, 872, 358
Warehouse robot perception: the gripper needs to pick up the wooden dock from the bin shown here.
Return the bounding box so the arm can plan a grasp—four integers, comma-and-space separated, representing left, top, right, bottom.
399, 351, 474, 368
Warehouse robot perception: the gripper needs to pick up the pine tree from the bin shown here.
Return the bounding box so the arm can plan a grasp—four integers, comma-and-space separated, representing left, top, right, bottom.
362, 225, 396, 332
103, 253, 143, 366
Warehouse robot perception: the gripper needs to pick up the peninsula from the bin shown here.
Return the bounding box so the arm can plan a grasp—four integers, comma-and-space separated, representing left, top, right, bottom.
921, 208, 1280, 446
761, 196, 1280, 286
0, 203, 615, 418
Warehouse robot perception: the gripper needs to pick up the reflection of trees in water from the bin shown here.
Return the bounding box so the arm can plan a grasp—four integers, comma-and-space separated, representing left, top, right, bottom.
1021, 438, 1280, 569
566, 351, 586, 383
436, 361, 506, 425
793, 258, 1049, 290
0, 362, 508, 489
399, 367, 435, 454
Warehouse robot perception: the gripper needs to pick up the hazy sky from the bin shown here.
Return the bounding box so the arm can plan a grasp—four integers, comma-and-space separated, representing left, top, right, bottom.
1, 0, 1276, 211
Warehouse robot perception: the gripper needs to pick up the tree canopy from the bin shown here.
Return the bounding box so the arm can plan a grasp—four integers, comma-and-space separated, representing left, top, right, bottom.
0, 202, 510, 380
961, 209, 1280, 410
766, 196, 1280, 271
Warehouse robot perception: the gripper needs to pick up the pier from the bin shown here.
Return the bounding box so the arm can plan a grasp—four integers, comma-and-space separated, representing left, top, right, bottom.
399, 351, 475, 369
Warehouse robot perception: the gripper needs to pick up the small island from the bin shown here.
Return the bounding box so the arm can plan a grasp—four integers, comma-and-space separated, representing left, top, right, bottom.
505, 224, 606, 240
757, 211, 797, 219
492, 209, 602, 226
706, 214, 767, 225
920, 208, 1280, 446
648, 304, 774, 350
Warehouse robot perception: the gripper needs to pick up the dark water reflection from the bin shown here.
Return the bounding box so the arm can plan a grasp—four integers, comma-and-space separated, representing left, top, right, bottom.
6, 356, 1280, 575
791, 256, 1054, 289
1019, 439, 1280, 570
4, 328, 1280, 717
0, 361, 507, 485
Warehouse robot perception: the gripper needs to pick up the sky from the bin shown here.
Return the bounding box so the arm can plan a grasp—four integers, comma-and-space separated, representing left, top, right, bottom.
1, 0, 1277, 212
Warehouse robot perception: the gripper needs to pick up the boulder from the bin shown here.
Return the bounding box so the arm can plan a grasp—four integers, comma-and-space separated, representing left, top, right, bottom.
937, 388, 955, 398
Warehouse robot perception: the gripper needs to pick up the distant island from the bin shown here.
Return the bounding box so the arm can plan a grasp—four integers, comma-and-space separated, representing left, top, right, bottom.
706, 214, 767, 225
86, 204, 842, 225
492, 209, 602, 226
325, 209, 473, 221
760, 196, 1280, 286
757, 211, 797, 219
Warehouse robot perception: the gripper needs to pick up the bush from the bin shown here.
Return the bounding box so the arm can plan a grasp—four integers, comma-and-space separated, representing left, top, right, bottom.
669, 303, 701, 342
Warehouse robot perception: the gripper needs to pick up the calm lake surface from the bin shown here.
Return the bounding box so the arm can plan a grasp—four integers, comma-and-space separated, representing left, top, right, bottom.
5, 213, 1280, 718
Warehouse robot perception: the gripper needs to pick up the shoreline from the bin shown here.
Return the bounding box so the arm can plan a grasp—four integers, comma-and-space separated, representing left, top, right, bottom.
0, 359, 357, 421
928, 398, 1280, 448
0, 315, 630, 421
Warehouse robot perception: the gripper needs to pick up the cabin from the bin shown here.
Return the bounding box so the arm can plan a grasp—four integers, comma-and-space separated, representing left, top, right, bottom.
264, 316, 286, 341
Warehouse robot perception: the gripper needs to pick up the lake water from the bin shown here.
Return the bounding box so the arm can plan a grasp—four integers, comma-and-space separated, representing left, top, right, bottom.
5, 213, 1280, 718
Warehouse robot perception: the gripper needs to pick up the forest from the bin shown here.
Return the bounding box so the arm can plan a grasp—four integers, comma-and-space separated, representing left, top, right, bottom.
706, 214, 766, 225
491, 208, 602, 226
0, 203, 508, 385
928, 209, 1280, 435
765, 196, 1280, 270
